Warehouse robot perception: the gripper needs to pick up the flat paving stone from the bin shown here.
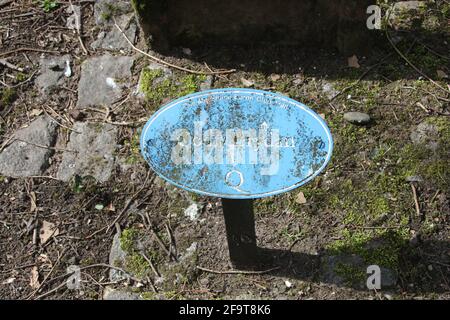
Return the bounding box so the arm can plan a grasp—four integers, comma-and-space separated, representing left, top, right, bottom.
76, 54, 134, 108
56, 122, 118, 183
109, 232, 129, 282
91, 14, 137, 52
0, 116, 57, 178
102, 287, 143, 300
94, 0, 132, 26
35, 55, 71, 95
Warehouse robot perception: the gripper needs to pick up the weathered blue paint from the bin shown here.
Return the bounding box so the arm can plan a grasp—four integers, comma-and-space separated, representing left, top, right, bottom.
140, 89, 333, 199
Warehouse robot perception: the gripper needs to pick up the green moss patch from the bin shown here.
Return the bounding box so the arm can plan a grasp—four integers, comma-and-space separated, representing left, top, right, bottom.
139, 68, 206, 109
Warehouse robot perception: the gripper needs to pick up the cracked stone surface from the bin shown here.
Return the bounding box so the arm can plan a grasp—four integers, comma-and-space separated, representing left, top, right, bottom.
35, 55, 72, 95
76, 54, 134, 108
0, 116, 57, 177
102, 287, 143, 300
91, 14, 137, 52
56, 122, 118, 183
94, 0, 132, 26
108, 232, 129, 282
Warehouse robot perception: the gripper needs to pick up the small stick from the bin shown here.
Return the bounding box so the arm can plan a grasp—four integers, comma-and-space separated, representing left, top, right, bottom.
411, 183, 421, 218
114, 21, 235, 76
11, 69, 38, 88
42, 107, 79, 133
27, 249, 65, 300
0, 0, 14, 8
386, 29, 448, 94
105, 172, 151, 233
146, 276, 158, 293
140, 251, 161, 278
151, 227, 175, 262
29, 175, 59, 181
165, 223, 177, 259
196, 265, 280, 275
0, 47, 62, 58
0, 58, 24, 72
13, 138, 77, 153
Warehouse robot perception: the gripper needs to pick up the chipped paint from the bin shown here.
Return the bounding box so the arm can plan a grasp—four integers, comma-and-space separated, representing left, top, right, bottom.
140, 89, 333, 199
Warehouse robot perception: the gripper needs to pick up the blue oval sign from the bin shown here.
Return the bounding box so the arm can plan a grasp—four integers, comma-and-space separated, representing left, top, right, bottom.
140, 89, 333, 199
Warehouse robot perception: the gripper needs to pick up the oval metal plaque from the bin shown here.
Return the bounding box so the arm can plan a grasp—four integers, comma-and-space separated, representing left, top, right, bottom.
140, 89, 333, 199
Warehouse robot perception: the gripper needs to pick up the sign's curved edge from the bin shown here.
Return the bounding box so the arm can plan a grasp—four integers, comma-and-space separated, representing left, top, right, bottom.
140, 88, 334, 199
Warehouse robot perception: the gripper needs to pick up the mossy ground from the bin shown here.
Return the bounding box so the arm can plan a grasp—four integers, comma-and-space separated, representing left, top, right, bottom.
139, 68, 206, 109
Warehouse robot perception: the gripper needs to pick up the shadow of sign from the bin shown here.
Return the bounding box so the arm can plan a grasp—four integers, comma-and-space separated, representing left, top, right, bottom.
255, 236, 449, 293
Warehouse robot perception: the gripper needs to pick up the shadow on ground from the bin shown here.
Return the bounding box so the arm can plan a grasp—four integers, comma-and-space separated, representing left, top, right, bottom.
255, 235, 449, 294
164, 30, 449, 81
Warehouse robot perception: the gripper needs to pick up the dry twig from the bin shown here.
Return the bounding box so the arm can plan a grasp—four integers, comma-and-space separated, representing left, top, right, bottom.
114, 21, 235, 76
196, 266, 280, 275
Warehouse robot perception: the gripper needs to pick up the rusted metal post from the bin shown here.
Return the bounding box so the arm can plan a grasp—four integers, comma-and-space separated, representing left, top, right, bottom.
221, 198, 257, 269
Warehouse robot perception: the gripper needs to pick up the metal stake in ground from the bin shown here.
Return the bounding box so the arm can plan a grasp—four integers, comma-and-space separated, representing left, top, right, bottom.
140, 89, 333, 270
221, 199, 257, 269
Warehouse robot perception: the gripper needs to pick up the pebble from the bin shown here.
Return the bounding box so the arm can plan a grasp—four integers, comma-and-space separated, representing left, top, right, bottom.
343, 112, 371, 125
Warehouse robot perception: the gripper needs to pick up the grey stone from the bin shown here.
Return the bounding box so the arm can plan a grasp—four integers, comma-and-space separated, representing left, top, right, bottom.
91, 14, 137, 51
56, 122, 118, 183
76, 54, 134, 108
344, 112, 371, 125
406, 175, 424, 183
184, 203, 200, 221
0, 116, 57, 177
135, 62, 173, 100
94, 0, 132, 26
410, 122, 440, 151
102, 286, 143, 300
200, 75, 213, 91
109, 232, 129, 282
35, 55, 71, 95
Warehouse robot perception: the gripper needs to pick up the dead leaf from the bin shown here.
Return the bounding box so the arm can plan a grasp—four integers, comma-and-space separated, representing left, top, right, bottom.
437, 70, 448, 79
39, 221, 59, 244
319, 113, 326, 119
348, 55, 360, 68
30, 266, 40, 289
295, 192, 307, 204
2, 277, 16, 285
241, 78, 255, 88
106, 203, 116, 212
28, 109, 43, 117
270, 74, 281, 82
37, 254, 52, 267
